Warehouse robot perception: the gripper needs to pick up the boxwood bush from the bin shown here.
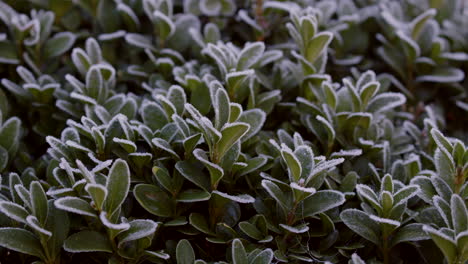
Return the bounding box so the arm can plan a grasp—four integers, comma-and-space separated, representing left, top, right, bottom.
0, 0, 467, 263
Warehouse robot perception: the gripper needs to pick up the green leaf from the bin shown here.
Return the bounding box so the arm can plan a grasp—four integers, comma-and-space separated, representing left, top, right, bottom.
226, 70, 253, 101
359, 81, 379, 107
237, 42, 265, 70
214, 88, 231, 130
105, 159, 130, 215
238, 109, 266, 142
45, 200, 70, 260
367, 92, 406, 113
430, 128, 453, 153
152, 138, 180, 159
177, 189, 211, 202
251, 248, 274, 264
215, 122, 250, 162
63, 230, 112, 253
434, 147, 456, 187
193, 148, 224, 189
0, 42, 19, 64
305, 32, 333, 63
0, 201, 29, 223
134, 184, 173, 217
411, 9, 436, 40
239, 222, 263, 240
415, 67, 465, 83
0, 117, 21, 154
175, 160, 211, 192
450, 194, 467, 234
54, 197, 97, 218
117, 219, 158, 246
302, 190, 345, 217
457, 231, 468, 262
261, 180, 289, 211
167, 85, 187, 115
154, 10, 175, 41
30, 181, 48, 226
0, 228, 44, 258
391, 223, 428, 247
212, 190, 255, 204
44, 32, 76, 58
340, 209, 381, 245
141, 101, 169, 131
232, 239, 248, 264
176, 239, 195, 264
281, 145, 302, 182
0, 146, 8, 172
423, 226, 457, 264
85, 184, 107, 211
189, 213, 215, 235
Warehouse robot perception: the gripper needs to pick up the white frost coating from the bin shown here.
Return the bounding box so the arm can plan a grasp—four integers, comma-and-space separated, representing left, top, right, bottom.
456, 100, 468, 111
54, 197, 97, 218
127, 65, 148, 77
212, 190, 255, 204
290, 182, 316, 194
76, 159, 95, 183
26, 215, 52, 237
70, 92, 97, 105
113, 137, 137, 149
226, 69, 255, 79
193, 149, 223, 171
98, 30, 126, 41
160, 49, 185, 63
91, 159, 113, 173
46, 188, 74, 196
279, 223, 309, 234
99, 211, 130, 231
155, 57, 175, 67
66, 140, 92, 153
125, 33, 154, 50
17, 66, 36, 83
358, 137, 374, 146
237, 10, 262, 31
60, 158, 80, 176
330, 149, 362, 158
128, 152, 153, 157
233, 162, 248, 168
72, 179, 87, 190
14, 185, 31, 209
308, 158, 344, 179
416, 68, 465, 83
65, 74, 85, 93
369, 215, 401, 227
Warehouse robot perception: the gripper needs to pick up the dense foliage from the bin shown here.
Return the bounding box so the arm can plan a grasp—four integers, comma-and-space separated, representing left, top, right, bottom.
0, 0, 467, 263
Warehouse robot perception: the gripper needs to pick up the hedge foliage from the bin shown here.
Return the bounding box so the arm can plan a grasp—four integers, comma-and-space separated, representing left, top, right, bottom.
0, 0, 467, 263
